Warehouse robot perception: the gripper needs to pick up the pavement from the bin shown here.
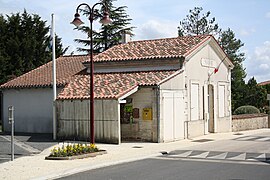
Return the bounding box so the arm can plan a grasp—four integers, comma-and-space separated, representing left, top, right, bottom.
0, 129, 270, 180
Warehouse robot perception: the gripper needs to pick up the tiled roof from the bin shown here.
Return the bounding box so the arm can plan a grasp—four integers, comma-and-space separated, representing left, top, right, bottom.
0, 35, 212, 90
258, 80, 270, 86
0, 55, 87, 89
57, 70, 178, 99
85, 35, 211, 63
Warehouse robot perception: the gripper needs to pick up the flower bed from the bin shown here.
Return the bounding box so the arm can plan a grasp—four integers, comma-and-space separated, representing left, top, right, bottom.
45, 143, 107, 160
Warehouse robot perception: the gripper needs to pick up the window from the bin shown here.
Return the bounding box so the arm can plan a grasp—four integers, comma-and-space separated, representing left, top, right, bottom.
218, 85, 225, 117
191, 83, 199, 120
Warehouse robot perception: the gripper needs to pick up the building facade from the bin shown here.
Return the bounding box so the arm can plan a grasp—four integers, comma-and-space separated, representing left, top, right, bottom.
0, 35, 233, 144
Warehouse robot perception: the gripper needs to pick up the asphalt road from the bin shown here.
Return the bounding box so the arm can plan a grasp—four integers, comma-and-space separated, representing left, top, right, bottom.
59, 157, 270, 180
0, 133, 57, 164
59, 130, 270, 180
0, 135, 30, 163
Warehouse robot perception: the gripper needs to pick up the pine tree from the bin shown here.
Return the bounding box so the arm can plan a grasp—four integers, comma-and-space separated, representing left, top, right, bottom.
178, 7, 221, 36
0, 15, 8, 84
219, 28, 246, 111
74, 0, 134, 53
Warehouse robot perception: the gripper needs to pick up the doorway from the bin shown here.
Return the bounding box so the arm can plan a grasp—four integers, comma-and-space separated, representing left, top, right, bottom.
163, 91, 185, 141
208, 85, 214, 133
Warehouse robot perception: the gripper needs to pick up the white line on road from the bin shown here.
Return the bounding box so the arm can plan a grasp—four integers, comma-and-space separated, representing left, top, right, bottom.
0, 135, 41, 154
207, 152, 228, 160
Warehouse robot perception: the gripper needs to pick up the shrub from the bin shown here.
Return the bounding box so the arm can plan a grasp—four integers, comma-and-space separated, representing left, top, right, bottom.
233, 105, 260, 115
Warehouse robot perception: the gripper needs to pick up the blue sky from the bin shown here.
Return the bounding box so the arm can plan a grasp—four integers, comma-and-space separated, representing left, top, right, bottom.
1, 0, 270, 83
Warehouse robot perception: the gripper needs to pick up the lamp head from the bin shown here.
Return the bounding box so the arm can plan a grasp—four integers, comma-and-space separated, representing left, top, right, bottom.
71, 13, 84, 27
100, 11, 112, 25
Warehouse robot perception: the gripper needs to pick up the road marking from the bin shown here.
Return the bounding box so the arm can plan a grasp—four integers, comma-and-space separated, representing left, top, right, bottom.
253, 153, 266, 161
226, 153, 246, 161
176, 150, 192, 157
165, 150, 270, 163
255, 137, 270, 141
189, 151, 209, 158
207, 152, 228, 160
0, 135, 41, 154
236, 136, 255, 141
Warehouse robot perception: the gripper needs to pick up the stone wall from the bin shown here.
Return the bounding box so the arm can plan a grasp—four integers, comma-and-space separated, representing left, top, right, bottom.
232, 114, 269, 132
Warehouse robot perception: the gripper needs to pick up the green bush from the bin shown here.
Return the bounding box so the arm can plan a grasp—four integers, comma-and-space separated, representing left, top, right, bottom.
233, 105, 260, 115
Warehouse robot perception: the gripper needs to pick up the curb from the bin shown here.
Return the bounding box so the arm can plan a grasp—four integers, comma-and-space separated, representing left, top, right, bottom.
45, 150, 107, 160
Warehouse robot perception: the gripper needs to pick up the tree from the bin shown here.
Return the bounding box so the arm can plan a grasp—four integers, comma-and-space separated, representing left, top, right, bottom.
178, 7, 221, 36
74, 0, 134, 53
0, 15, 8, 84
244, 77, 267, 110
219, 28, 247, 111
0, 10, 67, 83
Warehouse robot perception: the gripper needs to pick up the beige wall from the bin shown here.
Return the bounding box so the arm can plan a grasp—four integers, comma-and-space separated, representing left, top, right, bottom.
121, 88, 158, 142
57, 99, 120, 144
232, 114, 268, 132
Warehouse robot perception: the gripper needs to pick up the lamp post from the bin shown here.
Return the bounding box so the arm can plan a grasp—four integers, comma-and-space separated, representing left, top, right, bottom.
71, 2, 112, 144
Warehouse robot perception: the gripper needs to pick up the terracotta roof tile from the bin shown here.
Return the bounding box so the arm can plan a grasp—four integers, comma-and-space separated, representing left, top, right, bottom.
258, 80, 270, 86
0, 55, 87, 89
57, 70, 177, 99
0, 35, 211, 90
85, 35, 211, 63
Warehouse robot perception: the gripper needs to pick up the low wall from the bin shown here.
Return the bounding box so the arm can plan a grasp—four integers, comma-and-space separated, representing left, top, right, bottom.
232, 114, 269, 132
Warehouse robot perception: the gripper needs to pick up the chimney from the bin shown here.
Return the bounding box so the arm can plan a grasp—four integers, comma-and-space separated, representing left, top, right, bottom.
121, 32, 131, 44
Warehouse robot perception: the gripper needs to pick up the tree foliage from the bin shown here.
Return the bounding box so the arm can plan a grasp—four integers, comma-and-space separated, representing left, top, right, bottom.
244, 77, 267, 111
178, 7, 221, 36
74, 0, 134, 53
219, 28, 246, 110
0, 10, 67, 84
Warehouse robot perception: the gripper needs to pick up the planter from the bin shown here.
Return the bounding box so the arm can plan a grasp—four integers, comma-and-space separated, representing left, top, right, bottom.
45, 150, 107, 160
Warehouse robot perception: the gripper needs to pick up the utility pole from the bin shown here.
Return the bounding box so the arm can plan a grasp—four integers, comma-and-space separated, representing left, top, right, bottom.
267, 94, 270, 128
52, 14, 57, 140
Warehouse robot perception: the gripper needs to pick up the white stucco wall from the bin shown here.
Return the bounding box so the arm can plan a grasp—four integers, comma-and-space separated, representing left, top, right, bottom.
2, 87, 62, 133
184, 42, 232, 137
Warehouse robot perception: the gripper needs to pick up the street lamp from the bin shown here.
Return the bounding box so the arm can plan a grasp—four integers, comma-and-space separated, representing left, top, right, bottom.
71, 2, 112, 144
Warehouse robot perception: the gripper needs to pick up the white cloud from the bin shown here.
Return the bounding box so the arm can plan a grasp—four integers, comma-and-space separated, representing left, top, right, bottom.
239, 28, 255, 36
255, 41, 270, 61
245, 41, 270, 82
259, 64, 269, 70
134, 20, 178, 40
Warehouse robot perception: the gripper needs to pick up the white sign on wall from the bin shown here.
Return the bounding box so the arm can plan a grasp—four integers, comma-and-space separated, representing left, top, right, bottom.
201, 58, 217, 68
267, 94, 270, 100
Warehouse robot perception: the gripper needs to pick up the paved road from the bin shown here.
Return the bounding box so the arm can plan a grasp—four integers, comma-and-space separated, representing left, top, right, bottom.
59, 157, 270, 180
0, 133, 57, 163
0, 135, 30, 163
59, 130, 270, 180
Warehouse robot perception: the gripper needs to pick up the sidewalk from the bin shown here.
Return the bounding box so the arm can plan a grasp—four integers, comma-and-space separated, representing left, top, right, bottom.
0, 129, 269, 180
